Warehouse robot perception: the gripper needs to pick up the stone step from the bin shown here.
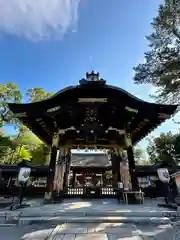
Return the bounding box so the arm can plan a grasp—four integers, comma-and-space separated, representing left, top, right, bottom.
16, 216, 170, 226
18, 210, 179, 218
0, 209, 178, 223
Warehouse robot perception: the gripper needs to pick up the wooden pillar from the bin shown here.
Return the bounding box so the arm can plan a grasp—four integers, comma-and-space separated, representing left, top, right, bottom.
111, 150, 121, 188
124, 133, 139, 190
82, 172, 85, 186
117, 149, 122, 184
44, 133, 59, 202
119, 149, 130, 190
72, 171, 76, 187
100, 173, 103, 186
111, 153, 116, 188
53, 149, 63, 195
102, 172, 105, 186
63, 150, 71, 192
54, 149, 66, 194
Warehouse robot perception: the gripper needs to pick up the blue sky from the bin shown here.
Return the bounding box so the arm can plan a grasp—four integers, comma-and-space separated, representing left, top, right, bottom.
1, 0, 178, 151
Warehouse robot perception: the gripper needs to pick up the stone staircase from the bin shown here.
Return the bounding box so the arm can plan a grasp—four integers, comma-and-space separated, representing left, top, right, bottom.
0, 199, 179, 239
1, 198, 179, 226
2, 207, 177, 226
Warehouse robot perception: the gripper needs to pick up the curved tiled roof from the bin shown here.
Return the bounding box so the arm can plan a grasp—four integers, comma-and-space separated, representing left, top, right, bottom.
7, 72, 178, 146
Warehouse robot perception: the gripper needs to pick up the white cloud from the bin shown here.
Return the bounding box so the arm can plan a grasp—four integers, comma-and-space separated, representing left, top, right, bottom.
0, 0, 81, 41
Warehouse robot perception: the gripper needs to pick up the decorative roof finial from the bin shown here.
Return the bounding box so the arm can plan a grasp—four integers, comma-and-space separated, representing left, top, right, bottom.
79, 71, 106, 85
86, 71, 99, 81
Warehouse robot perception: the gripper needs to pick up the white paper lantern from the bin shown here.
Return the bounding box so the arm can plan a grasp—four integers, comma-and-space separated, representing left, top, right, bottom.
157, 168, 170, 183
118, 182, 123, 188
18, 167, 31, 183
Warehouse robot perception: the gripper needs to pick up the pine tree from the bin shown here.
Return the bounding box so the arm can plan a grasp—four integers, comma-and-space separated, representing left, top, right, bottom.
133, 0, 180, 104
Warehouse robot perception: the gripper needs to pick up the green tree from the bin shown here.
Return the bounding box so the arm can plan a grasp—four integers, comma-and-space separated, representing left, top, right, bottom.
0, 127, 50, 164
0, 132, 15, 162
147, 131, 180, 165
134, 147, 150, 165
133, 0, 180, 104
26, 88, 54, 103
134, 148, 144, 162
0, 83, 54, 164
0, 83, 22, 125
11, 128, 50, 164
16, 129, 42, 146
15, 145, 31, 161
31, 144, 51, 165
24, 87, 53, 164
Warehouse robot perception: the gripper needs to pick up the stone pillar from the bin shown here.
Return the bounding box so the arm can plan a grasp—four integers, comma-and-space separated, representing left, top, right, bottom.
44, 133, 59, 203
124, 134, 139, 190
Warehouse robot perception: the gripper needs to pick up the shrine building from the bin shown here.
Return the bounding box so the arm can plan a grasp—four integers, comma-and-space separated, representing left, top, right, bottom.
7, 72, 178, 203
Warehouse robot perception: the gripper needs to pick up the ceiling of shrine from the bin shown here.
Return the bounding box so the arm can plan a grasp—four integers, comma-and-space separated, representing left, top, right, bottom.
7, 72, 178, 146
71, 153, 110, 167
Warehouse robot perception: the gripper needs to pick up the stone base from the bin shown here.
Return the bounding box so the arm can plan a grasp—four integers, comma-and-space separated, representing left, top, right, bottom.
43, 198, 54, 204
158, 203, 178, 210
175, 195, 180, 205
43, 191, 63, 204
126, 193, 143, 204
9, 203, 30, 211
43, 191, 53, 204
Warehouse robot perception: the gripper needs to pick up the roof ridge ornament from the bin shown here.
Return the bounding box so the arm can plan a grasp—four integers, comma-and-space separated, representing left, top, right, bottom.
79, 71, 106, 85
86, 71, 99, 81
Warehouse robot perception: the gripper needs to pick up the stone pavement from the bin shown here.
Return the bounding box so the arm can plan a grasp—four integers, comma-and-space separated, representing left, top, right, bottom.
0, 222, 176, 239
0, 198, 179, 239
0, 197, 12, 208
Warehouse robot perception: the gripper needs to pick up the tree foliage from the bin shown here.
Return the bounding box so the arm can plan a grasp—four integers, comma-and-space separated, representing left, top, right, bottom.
133, 0, 180, 104
26, 88, 54, 103
0, 83, 22, 125
147, 131, 180, 165
134, 148, 144, 162
134, 148, 150, 165
0, 83, 54, 165
15, 145, 31, 161
0, 132, 15, 162
0, 123, 50, 165
31, 144, 51, 165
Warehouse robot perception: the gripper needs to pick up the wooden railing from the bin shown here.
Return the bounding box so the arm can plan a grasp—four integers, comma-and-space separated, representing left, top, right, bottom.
65, 186, 117, 198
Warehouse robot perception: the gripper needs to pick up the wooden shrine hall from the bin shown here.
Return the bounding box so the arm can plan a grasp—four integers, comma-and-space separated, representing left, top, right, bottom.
7, 71, 178, 203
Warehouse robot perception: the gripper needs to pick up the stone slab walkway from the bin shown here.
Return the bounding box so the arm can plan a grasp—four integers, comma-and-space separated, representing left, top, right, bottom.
20, 223, 144, 239
19, 223, 175, 239
54, 234, 142, 239
0, 222, 177, 239
0, 198, 179, 239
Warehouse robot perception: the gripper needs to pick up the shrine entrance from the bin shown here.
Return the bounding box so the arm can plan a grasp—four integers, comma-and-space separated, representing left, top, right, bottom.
65, 155, 117, 199
7, 71, 178, 203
